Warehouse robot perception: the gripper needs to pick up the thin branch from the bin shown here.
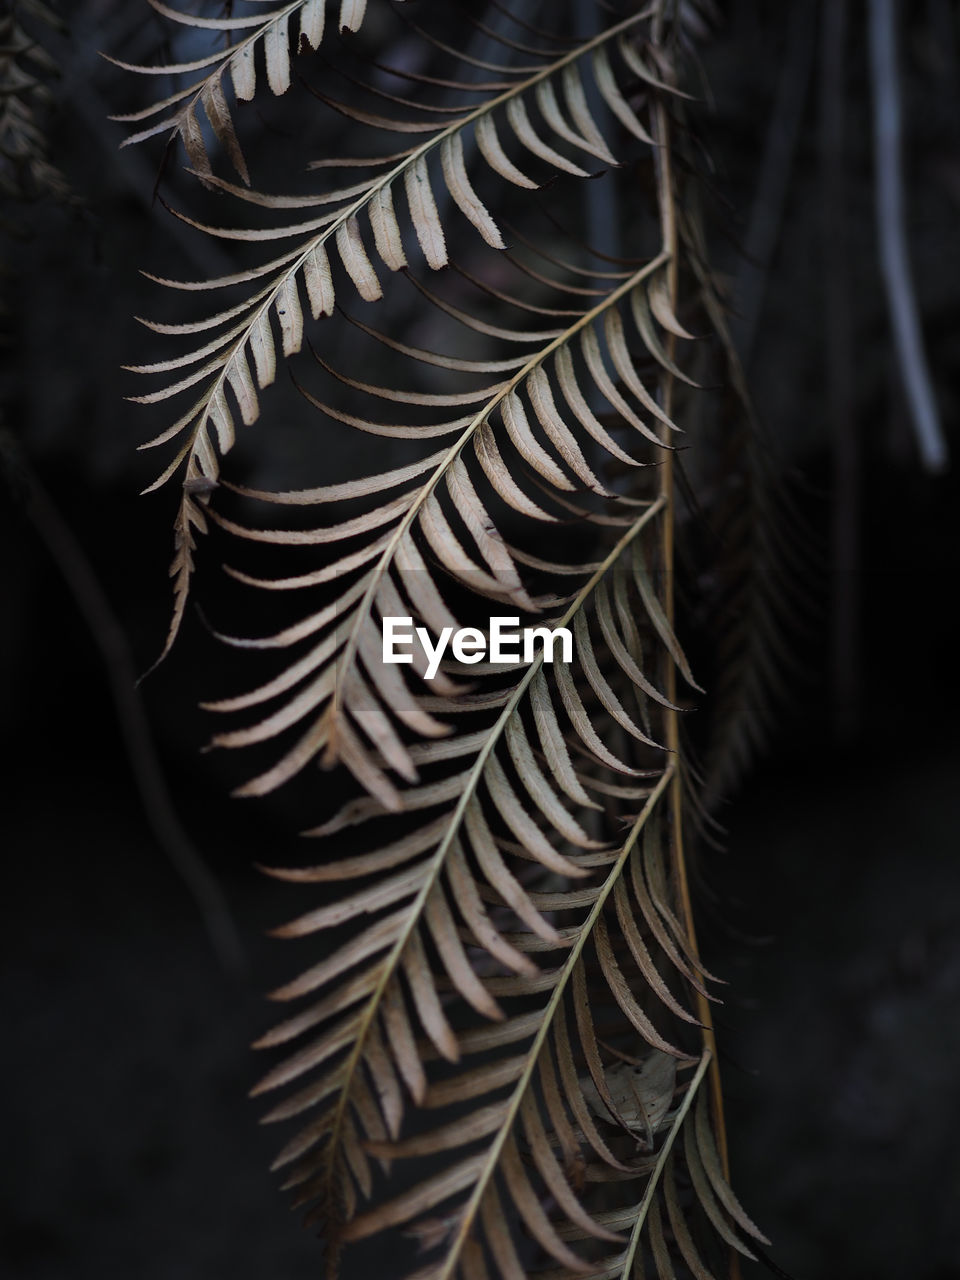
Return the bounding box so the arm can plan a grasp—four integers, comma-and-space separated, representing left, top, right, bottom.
651, 65, 740, 1280
869, 0, 949, 473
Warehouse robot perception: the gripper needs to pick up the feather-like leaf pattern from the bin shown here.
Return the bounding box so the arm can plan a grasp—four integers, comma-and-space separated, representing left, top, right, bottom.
108, 0, 381, 175
118, 1, 765, 1277
123, 8, 674, 665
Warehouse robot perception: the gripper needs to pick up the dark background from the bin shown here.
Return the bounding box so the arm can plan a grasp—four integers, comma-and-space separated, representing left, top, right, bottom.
2, 1, 959, 1277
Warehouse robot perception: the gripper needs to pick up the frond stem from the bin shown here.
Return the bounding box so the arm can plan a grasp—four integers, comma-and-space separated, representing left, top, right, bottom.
651, 75, 734, 1236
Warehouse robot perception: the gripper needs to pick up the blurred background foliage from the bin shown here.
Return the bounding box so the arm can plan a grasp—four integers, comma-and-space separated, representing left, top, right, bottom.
1, 1, 959, 1277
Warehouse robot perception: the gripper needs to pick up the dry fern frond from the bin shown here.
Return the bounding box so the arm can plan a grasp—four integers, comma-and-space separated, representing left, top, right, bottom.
675, 199, 811, 810
126, 6, 673, 670
108, 0, 380, 177
118, 2, 764, 1276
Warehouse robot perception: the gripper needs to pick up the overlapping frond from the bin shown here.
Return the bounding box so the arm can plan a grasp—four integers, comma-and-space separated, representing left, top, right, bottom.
198, 249, 679, 803
119, 2, 762, 1276
125, 6, 667, 667
675, 203, 810, 810
247, 512, 769, 1278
